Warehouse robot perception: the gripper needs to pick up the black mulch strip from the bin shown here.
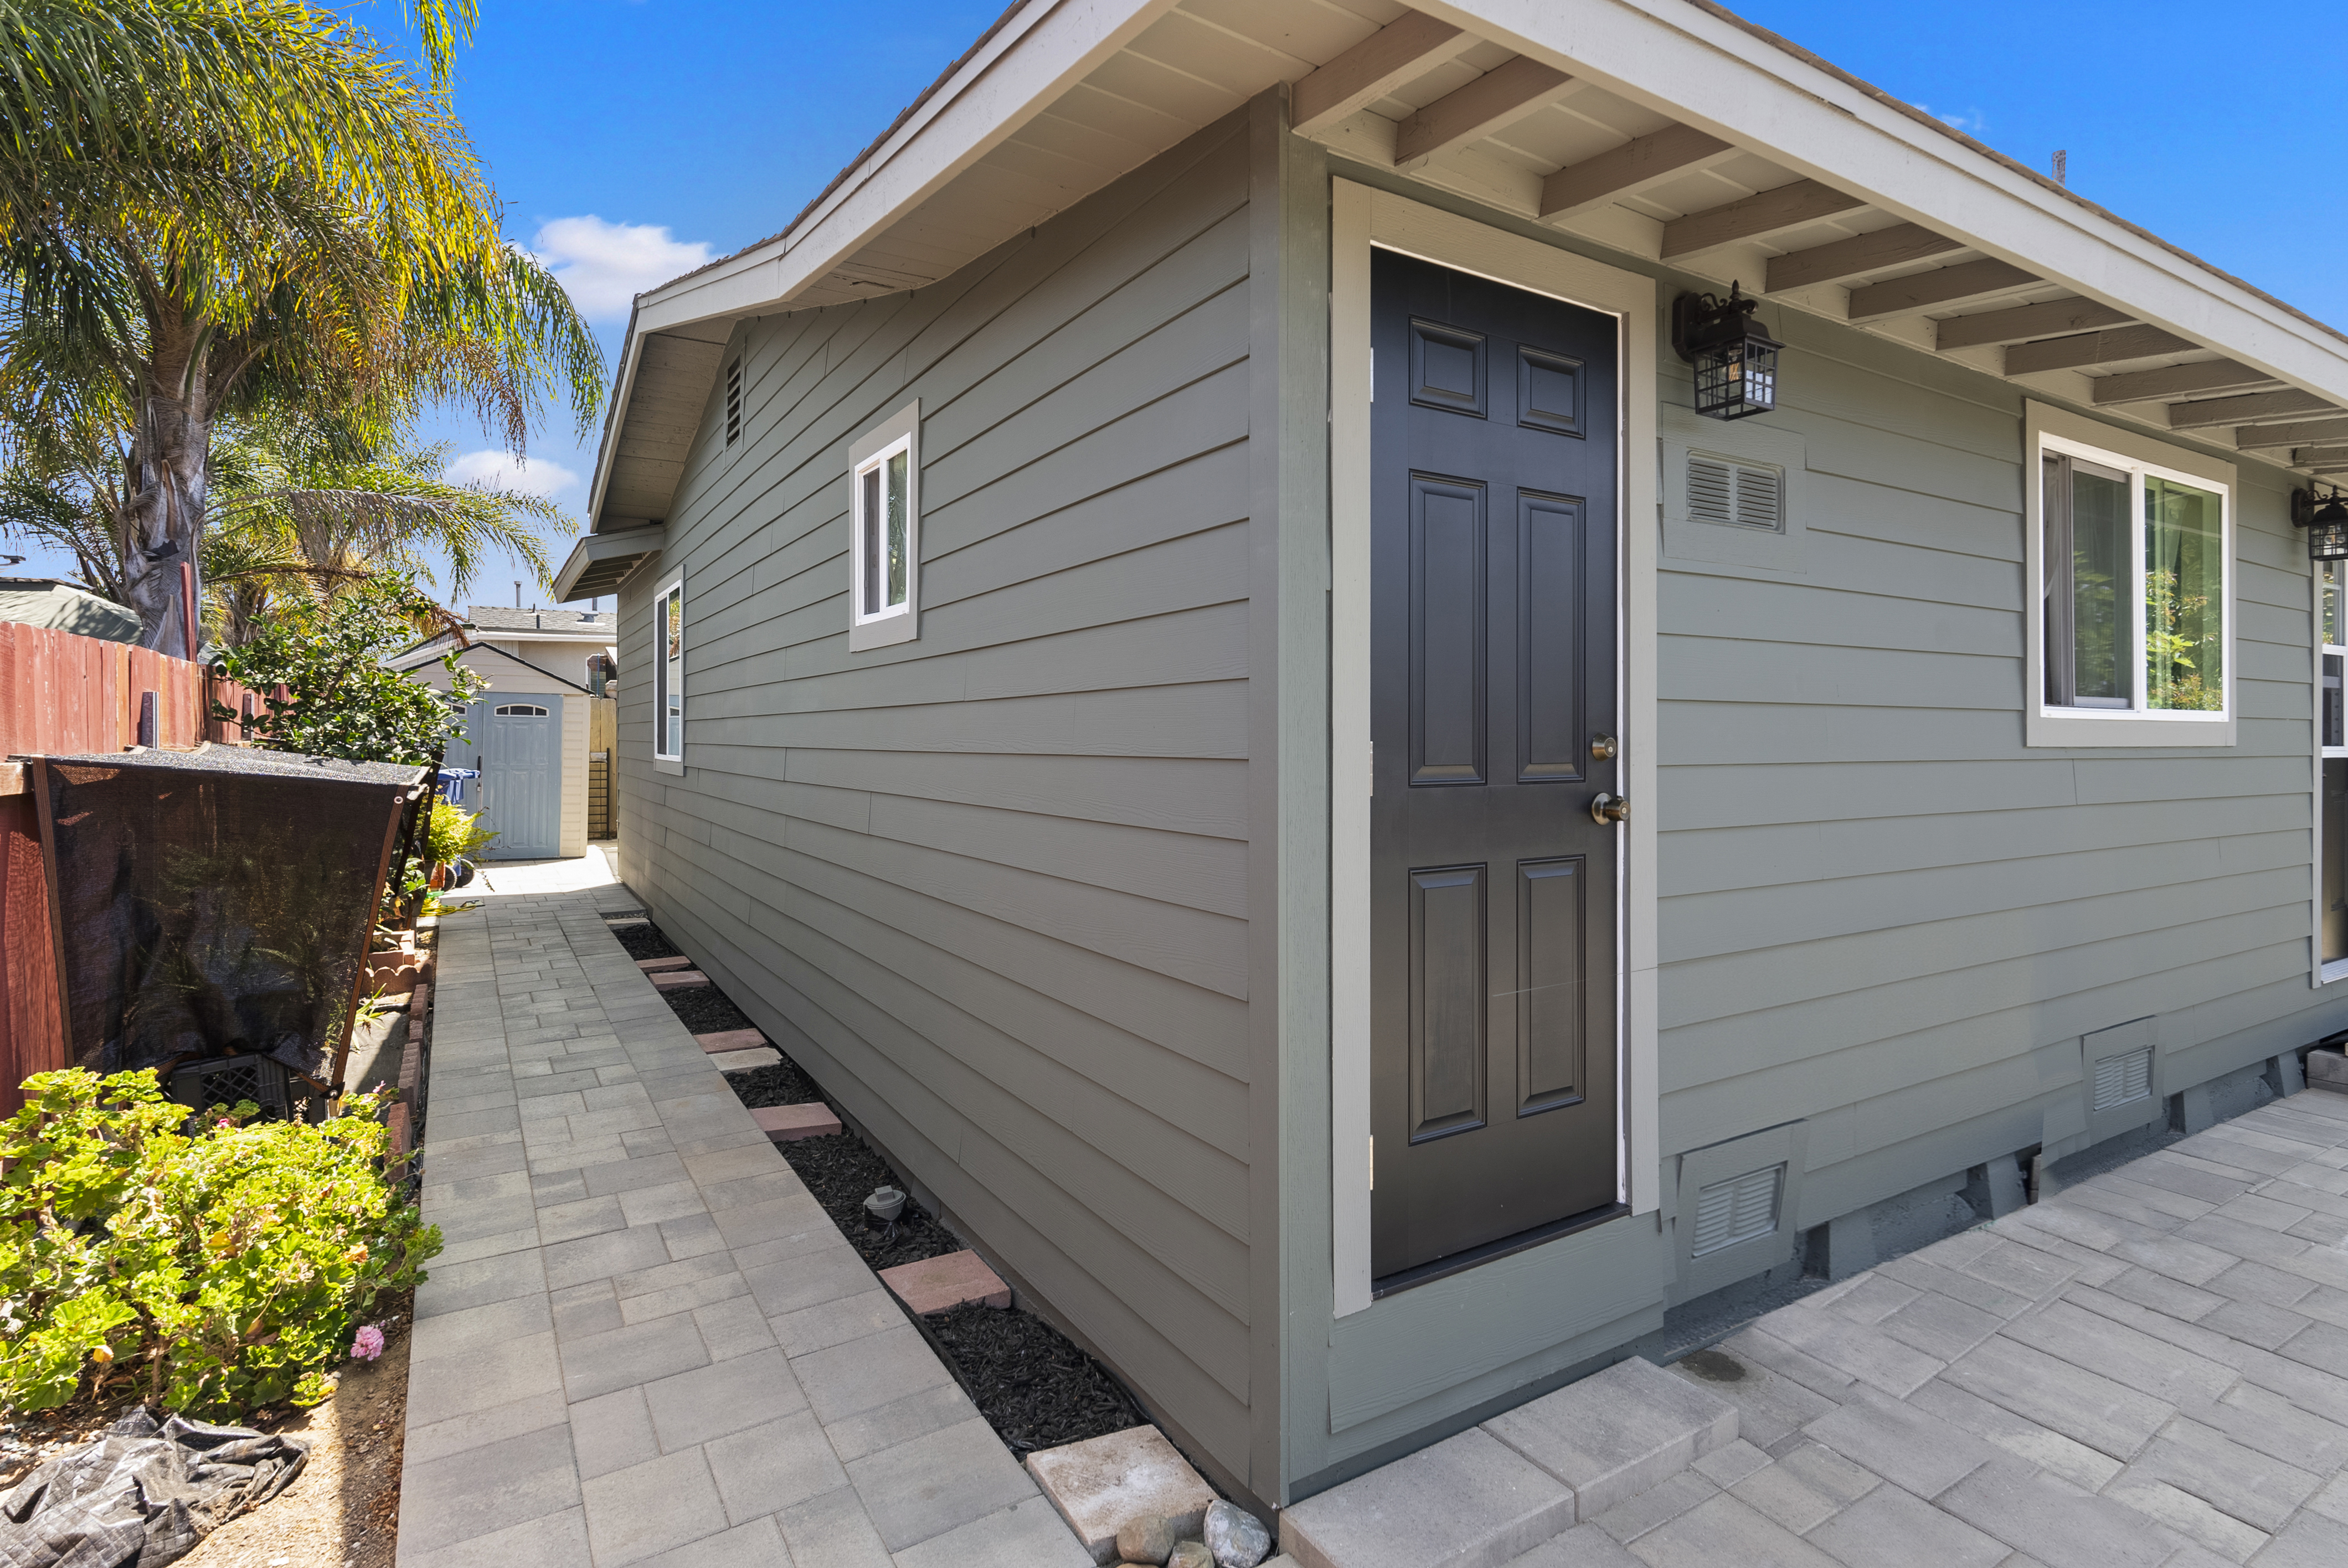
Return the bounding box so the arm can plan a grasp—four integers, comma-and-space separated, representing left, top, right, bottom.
724, 1058, 825, 1109
760, 1118, 963, 1273
664, 982, 758, 1036
646, 930, 1155, 1457
920, 1302, 1147, 1454
610, 921, 683, 962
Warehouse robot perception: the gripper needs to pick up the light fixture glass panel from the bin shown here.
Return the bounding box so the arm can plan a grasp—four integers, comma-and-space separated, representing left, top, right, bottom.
2144, 475, 2224, 711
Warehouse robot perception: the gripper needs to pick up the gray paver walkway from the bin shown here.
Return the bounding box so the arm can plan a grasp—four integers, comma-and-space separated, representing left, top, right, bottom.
395, 865, 1092, 1567
1289, 1085, 2348, 1568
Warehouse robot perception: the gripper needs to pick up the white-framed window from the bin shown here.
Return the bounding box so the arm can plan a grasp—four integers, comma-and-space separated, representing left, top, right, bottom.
2025, 401, 2236, 748
2321, 563, 2347, 978
653, 577, 683, 764
494, 703, 549, 717
848, 399, 921, 652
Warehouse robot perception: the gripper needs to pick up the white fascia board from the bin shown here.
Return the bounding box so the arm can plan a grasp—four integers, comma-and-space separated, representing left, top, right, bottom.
589, 0, 1175, 522
634, 0, 1176, 337
1419, 0, 2348, 402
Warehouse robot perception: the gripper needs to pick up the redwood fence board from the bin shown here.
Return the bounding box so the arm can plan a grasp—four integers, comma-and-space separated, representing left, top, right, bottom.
0, 622, 252, 1115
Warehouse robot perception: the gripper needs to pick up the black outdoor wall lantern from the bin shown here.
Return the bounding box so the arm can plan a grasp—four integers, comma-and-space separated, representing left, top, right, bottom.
1672, 283, 1783, 420
2292, 483, 2348, 560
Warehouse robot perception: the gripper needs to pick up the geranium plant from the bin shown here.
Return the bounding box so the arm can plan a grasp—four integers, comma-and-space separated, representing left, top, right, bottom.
0, 1069, 440, 1419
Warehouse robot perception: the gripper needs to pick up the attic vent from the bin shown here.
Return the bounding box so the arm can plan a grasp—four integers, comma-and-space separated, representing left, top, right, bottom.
2093, 1047, 2154, 1112
724, 359, 743, 446
1687, 452, 1784, 532
1690, 1163, 1783, 1257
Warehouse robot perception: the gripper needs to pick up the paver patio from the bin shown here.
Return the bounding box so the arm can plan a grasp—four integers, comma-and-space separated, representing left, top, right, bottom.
394, 856, 1094, 1567
1285, 1085, 2348, 1568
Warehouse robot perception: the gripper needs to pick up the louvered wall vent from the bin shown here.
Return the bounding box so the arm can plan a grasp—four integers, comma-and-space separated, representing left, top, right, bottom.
1687, 452, 1784, 532
1690, 1163, 1784, 1257
2093, 1046, 2155, 1112
724, 359, 743, 446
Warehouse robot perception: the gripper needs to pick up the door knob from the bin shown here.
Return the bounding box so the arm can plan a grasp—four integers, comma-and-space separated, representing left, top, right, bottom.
1589, 793, 1629, 826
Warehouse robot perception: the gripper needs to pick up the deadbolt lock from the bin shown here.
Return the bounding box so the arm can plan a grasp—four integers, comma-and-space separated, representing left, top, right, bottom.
1589, 793, 1629, 826
1589, 734, 1618, 760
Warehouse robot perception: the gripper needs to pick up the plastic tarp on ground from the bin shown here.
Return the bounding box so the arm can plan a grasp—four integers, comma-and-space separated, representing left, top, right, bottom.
0, 1409, 307, 1567
30, 748, 424, 1082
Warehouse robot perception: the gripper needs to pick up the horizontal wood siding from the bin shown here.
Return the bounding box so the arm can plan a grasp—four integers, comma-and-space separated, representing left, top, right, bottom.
615, 117, 1258, 1478
1657, 311, 2337, 1227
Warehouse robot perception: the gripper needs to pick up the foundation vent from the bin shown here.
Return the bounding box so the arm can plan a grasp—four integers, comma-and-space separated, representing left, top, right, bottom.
1686, 453, 1783, 532
2094, 1046, 2155, 1112
1691, 1163, 1784, 1257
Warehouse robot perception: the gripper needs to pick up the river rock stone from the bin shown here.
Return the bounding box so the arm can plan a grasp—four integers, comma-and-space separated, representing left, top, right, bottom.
1117, 1513, 1177, 1565
1204, 1501, 1270, 1568
1168, 1544, 1214, 1568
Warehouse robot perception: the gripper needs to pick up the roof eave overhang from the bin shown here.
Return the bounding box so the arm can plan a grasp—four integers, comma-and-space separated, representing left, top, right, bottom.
1414, 0, 2348, 403
586, 0, 1179, 530
552, 524, 666, 603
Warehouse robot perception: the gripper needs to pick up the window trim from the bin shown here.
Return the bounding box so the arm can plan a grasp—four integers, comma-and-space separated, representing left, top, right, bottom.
653, 576, 684, 768
2318, 564, 2348, 985
848, 399, 921, 652
2023, 400, 2237, 749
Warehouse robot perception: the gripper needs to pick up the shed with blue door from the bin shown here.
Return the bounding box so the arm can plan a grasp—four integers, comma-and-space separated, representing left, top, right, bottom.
389, 635, 590, 860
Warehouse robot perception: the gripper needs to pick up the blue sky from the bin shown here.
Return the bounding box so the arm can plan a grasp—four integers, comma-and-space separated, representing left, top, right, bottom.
17, 0, 2345, 606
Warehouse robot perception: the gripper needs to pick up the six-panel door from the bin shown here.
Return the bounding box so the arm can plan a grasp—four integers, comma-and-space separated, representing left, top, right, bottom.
1369, 249, 1621, 1283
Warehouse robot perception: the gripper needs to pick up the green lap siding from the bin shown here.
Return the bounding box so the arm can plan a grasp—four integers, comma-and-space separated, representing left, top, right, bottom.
615, 115, 1265, 1489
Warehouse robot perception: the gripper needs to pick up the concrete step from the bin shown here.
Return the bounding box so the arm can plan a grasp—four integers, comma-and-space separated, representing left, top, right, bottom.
696, 1028, 766, 1054
650, 969, 709, 990
635, 954, 694, 972
1278, 1358, 1738, 1568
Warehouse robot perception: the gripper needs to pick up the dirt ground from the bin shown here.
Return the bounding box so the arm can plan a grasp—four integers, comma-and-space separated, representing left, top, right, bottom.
176, 1299, 413, 1568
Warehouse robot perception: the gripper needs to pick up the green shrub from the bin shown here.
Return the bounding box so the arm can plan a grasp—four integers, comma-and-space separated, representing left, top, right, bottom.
424, 797, 496, 866
0, 1069, 440, 1419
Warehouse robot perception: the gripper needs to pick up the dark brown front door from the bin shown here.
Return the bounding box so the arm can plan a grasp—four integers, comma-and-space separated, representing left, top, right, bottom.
1369, 249, 1621, 1284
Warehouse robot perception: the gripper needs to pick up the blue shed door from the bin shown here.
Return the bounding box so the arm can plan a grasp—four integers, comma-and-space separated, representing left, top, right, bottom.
464, 697, 562, 859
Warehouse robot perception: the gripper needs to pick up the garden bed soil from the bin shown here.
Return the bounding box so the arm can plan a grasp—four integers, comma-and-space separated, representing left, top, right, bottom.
176, 1297, 414, 1568
643, 936, 1151, 1458
0, 1298, 415, 1568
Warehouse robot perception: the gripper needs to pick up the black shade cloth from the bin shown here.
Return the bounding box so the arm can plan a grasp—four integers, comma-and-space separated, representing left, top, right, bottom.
0, 1409, 308, 1568
33, 749, 424, 1079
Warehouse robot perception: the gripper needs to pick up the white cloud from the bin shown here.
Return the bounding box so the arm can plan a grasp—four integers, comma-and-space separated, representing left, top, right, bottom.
1916, 103, 1987, 137
446, 450, 579, 498
530, 215, 712, 321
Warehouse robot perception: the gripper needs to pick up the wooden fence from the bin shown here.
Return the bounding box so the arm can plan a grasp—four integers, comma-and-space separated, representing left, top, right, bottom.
0, 622, 254, 1115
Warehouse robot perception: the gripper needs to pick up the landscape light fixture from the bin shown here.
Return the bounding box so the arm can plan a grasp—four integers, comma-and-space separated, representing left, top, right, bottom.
2293, 484, 2348, 560
1671, 283, 1783, 420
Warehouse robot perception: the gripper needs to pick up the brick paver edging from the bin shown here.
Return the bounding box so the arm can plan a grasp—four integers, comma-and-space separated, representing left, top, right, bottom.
393, 885, 1092, 1567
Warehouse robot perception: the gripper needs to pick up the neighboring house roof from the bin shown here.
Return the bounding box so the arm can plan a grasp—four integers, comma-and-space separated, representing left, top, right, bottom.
0, 579, 141, 643
588, 0, 2348, 535
390, 636, 593, 694
463, 606, 616, 638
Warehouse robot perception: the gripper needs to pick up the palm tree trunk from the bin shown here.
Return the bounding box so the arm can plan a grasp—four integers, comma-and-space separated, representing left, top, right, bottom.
119, 330, 209, 658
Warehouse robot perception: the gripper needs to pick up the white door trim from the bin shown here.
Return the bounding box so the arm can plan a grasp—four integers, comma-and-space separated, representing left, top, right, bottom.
1330, 181, 1660, 1317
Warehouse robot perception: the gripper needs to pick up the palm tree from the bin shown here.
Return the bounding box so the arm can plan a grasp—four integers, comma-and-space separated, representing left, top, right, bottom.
202, 412, 560, 646
0, 1, 598, 655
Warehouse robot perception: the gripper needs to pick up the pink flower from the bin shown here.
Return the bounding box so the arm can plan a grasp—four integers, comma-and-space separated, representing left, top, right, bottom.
350, 1324, 384, 1362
